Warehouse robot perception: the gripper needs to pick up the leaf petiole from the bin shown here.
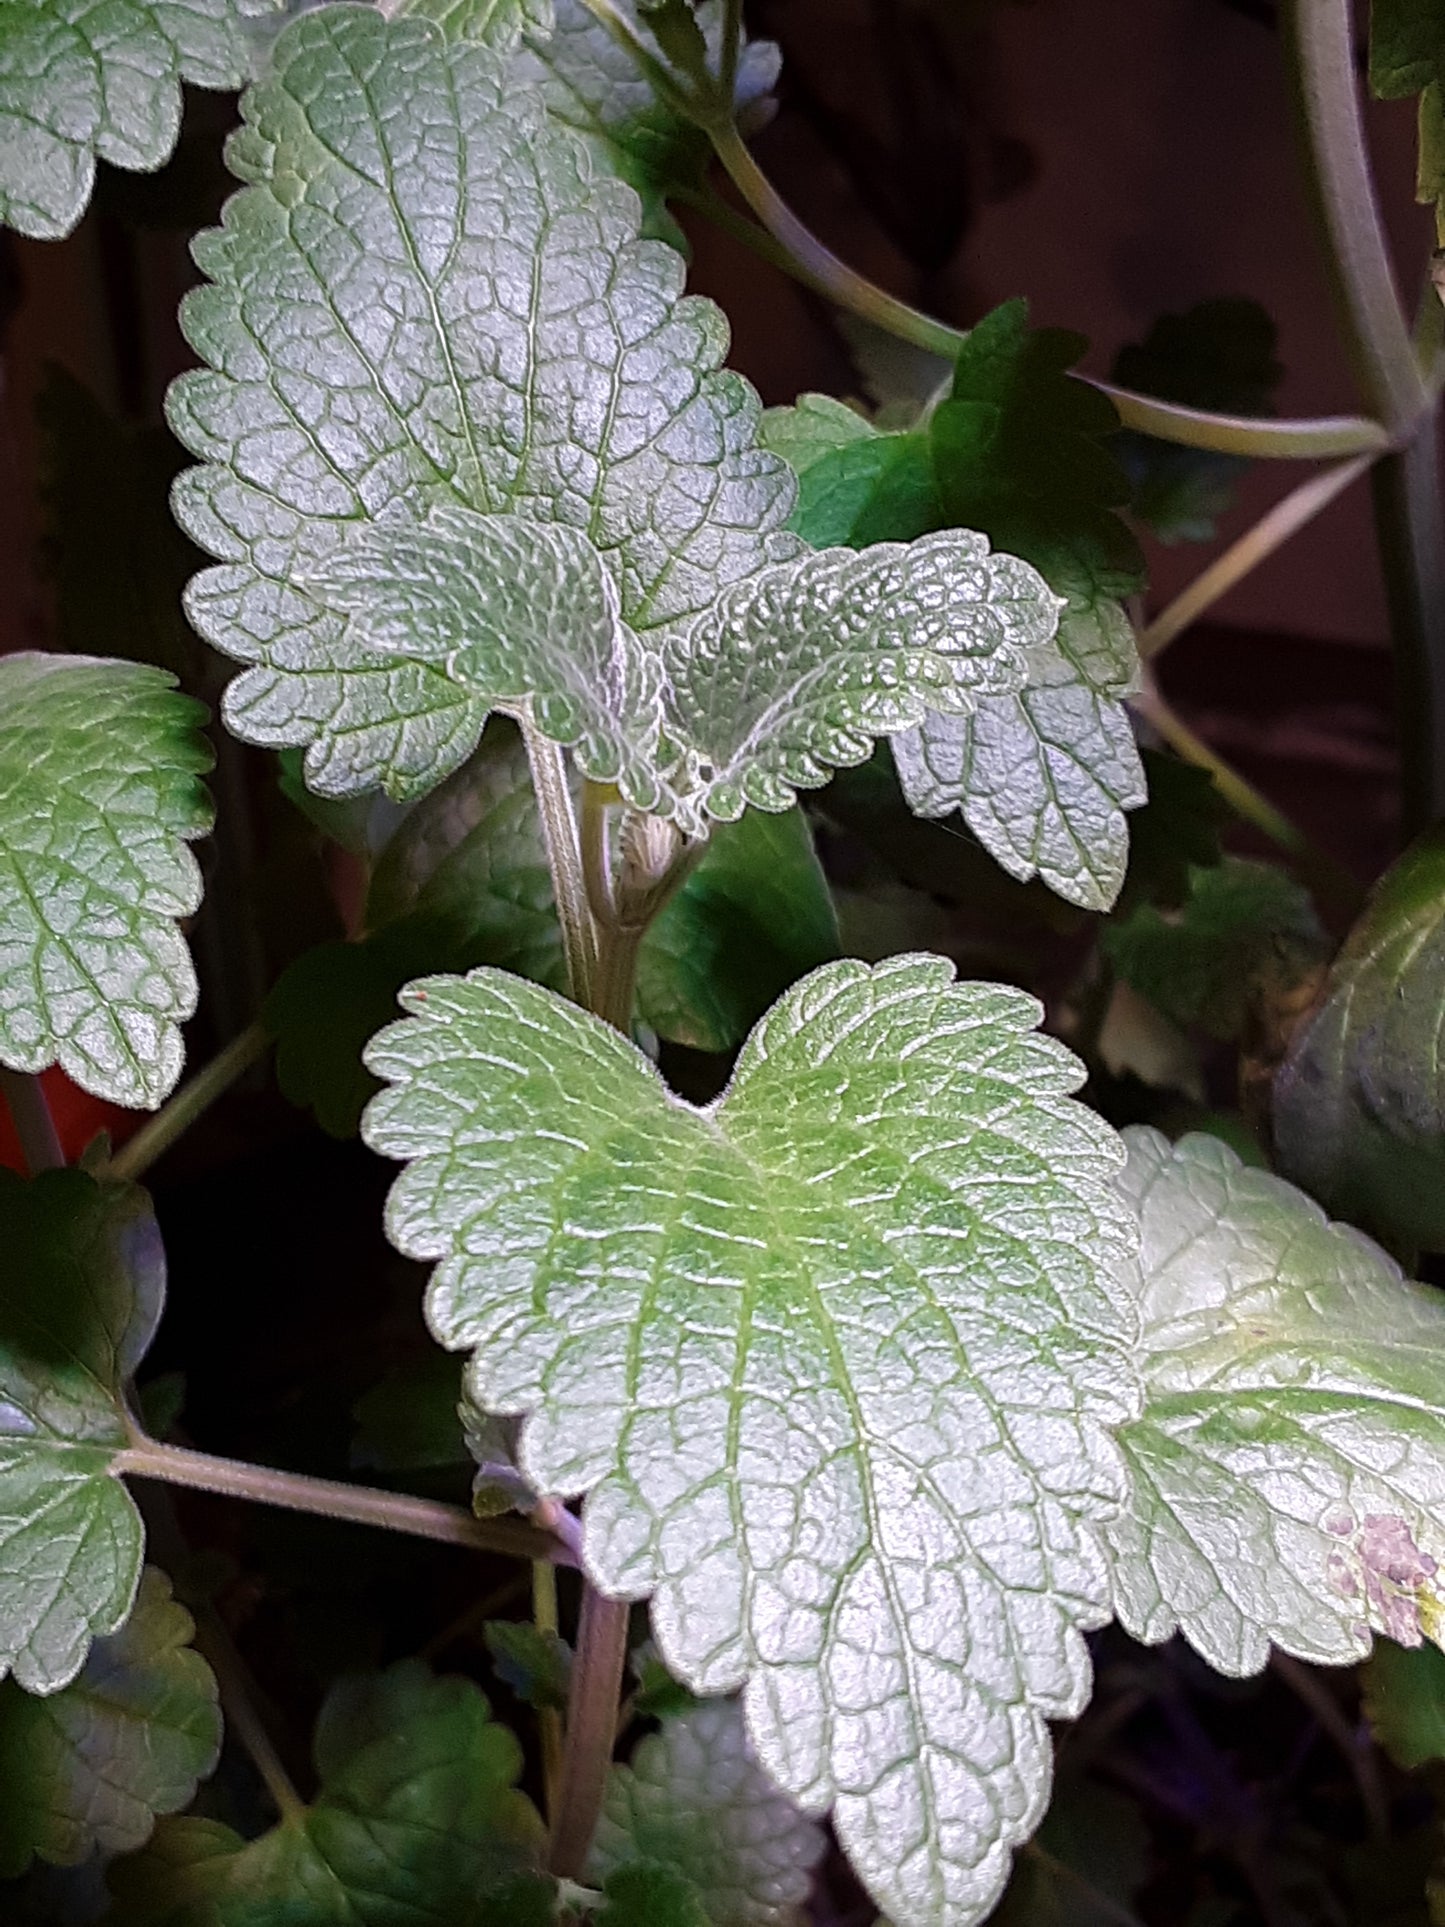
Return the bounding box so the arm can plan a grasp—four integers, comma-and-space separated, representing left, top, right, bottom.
521, 720, 598, 1007
106, 1020, 270, 1184
115, 1434, 577, 1566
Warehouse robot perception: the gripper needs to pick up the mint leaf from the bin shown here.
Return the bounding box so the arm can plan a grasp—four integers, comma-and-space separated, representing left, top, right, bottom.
0, 1168, 162, 1692
637, 803, 839, 1053
364, 956, 1138, 1926
590, 1699, 826, 1925
1274, 825, 1445, 1253
1103, 858, 1326, 1040
0, 1568, 220, 1876
600, 1863, 713, 1927
352, 1352, 469, 1474
775, 305, 1147, 910
757, 395, 876, 476
0, 0, 282, 240
0, 655, 212, 1107
1111, 300, 1282, 545
107, 1661, 546, 1924
169, 4, 797, 803
1363, 1637, 1445, 1768
1371, 0, 1443, 97
1109, 1127, 1445, 1675
402, 0, 554, 50
661, 534, 1051, 830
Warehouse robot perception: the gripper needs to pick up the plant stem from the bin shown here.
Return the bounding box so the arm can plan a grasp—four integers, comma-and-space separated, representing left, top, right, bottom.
1129, 677, 1363, 916
0, 1069, 65, 1173
719, 0, 742, 99
1282, 0, 1445, 826
1139, 455, 1374, 659
533, 1558, 564, 1818
115, 1434, 576, 1566
193, 1605, 307, 1827
521, 720, 597, 1007
548, 1584, 632, 1879
581, 781, 619, 929
106, 1022, 270, 1184
701, 121, 1388, 459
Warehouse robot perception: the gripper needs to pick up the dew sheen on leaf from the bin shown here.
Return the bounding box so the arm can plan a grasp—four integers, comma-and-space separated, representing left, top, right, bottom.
362, 953, 1139, 1927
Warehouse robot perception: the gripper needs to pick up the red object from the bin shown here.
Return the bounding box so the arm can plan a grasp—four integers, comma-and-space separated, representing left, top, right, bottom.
0, 1067, 144, 1171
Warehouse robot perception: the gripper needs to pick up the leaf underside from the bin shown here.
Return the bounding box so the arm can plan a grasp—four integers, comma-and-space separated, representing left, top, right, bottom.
0, 1567, 220, 1877
590, 1698, 826, 1925
0, 654, 212, 1107
363, 954, 1138, 1927
0, 0, 280, 239
106, 1660, 546, 1924
0, 1168, 163, 1694
1109, 1128, 1445, 1676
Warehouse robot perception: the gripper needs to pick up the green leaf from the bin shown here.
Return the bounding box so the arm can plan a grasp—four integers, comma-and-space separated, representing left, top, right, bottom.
0, 1567, 220, 1876
757, 395, 876, 477
1111, 300, 1282, 545
107, 1660, 546, 1925
401, 0, 554, 52
169, 4, 796, 802
599, 1863, 713, 1927
1363, 1637, 1445, 1768
1371, 0, 1445, 97
658, 533, 1051, 831
0, 655, 212, 1107
630, 1640, 701, 1722
484, 1620, 572, 1711
1103, 858, 1326, 1040
0, 1168, 162, 1693
637, 803, 839, 1052
1112, 751, 1225, 917
893, 609, 1145, 913
590, 1698, 826, 1925
512, 0, 779, 245
363, 955, 1139, 1927
1108, 1127, 1445, 1677
1274, 825, 1445, 1252
0, 0, 281, 240
780, 304, 1147, 911
352, 1351, 469, 1474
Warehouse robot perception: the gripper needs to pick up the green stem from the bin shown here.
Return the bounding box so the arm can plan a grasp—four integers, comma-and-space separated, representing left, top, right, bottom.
0, 1069, 65, 1173
1282, 0, 1445, 827
193, 1606, 308, 1827
533, 1558, 564, 1819
548, 1586, 632, 1879
115, 1434, 575, 1566
521, 720, 597, 1007
719, 0, 742, 99
106, 1022, 270, 1185
1138, 455, 1374, 659
702, 120, 1389, 460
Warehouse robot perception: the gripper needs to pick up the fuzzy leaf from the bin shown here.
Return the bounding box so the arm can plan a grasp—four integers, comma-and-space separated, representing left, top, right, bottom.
1108, 1127, 1445, 1677
168, 4, 798, 803
1103, 858, 1326, 1040
757, 394, 876, 476
0, 0, 281, 239
401, 0, 554, 51
659, 533, 1050, 831
600, 1863, 713, 1927
0, 1168, 163, 1693
1274, 826, 1445, 1252
0, 1567, 220, 1876
106, 1660, 545, 1925
0, 655, 212, 1107
780, 304, 1146, 910
590, 1698, 826, 1925
363, 955, 1139, 1927
484, 1621, 572, 1711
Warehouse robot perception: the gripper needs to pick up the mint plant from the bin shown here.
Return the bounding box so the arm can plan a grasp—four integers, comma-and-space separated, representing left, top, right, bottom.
6, 0, 1445, 1921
